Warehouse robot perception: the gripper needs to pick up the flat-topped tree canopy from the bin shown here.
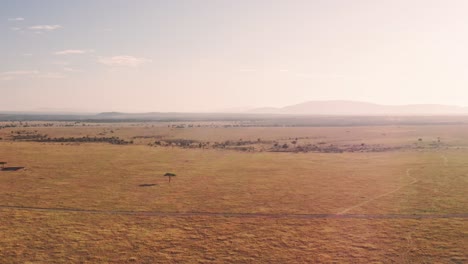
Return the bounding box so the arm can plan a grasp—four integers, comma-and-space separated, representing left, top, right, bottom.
164, 172, 176, 183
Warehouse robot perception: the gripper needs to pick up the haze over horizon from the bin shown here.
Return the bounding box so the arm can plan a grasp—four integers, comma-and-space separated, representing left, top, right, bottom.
2, 100, 468, 116
2, 1, 468, 112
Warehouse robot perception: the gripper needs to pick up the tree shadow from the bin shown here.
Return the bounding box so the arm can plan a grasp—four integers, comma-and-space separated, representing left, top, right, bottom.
138, 183, 157, 187
1, 167, 25, 171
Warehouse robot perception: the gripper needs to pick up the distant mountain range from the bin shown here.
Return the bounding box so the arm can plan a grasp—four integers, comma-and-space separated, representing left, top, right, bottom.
247, 100, 468, 115
2, 101, 468, 122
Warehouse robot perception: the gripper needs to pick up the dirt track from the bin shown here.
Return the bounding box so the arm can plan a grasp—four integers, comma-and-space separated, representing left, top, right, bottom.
337, 168, 419, 215
0, 205, 466, 219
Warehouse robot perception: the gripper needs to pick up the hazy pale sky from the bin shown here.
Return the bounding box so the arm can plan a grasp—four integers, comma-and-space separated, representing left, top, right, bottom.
2, 0, 468, 112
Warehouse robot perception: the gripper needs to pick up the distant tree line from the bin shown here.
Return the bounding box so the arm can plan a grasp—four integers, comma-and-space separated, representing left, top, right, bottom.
37, 136, 133, 145
11, 132, 133, 145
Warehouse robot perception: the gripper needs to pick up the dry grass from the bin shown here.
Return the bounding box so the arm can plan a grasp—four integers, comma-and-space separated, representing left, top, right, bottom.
0, 123, 467, 263
0, 210, 468, 263
5, 122, 468, 146
0, 142, 466, 214
0, 210, 466, 263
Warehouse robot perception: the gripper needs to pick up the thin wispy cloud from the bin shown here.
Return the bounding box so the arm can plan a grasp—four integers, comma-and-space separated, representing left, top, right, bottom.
8, 17, 24, 21
28, 25, 62, 32
10, 27, 21, 31
63, 67, 81, 72
0, 70, 65, 81
0, 70, 39, 81
54, 49, 94, 55
51, 61, 70, 66
38, 72, 66, 79
98, 55, 151, 67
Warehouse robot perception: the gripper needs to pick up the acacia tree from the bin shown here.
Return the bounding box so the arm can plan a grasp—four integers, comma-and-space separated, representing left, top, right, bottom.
164, 172, 176, 183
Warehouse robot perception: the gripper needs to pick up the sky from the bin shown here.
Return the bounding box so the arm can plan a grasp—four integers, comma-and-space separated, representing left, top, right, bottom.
1, 0, 468, 112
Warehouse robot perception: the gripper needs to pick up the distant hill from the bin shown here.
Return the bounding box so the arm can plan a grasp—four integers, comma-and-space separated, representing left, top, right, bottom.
2, 100, 468, 123
249, 100, 468, 115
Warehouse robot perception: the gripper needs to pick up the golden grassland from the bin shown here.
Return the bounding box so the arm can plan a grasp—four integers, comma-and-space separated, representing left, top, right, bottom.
1, 211, 466, 263
6, 122, 468, 145
0, 123, 467, 263
0, 142, 467, 215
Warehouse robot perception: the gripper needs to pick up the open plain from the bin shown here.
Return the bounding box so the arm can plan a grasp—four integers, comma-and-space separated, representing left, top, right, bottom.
0, 120, 467, 263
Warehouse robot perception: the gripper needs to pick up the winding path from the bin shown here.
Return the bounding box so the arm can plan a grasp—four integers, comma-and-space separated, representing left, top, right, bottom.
441, 155, 448, 166
337, 168, 419, 215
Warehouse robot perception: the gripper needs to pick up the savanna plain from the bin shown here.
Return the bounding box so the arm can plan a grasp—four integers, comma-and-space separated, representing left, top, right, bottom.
0, 120, 467, 263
